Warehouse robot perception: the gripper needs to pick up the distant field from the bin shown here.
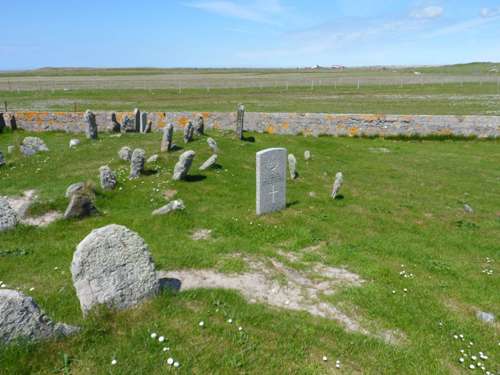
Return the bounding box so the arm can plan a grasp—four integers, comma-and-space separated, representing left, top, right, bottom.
0, 63, 499, 115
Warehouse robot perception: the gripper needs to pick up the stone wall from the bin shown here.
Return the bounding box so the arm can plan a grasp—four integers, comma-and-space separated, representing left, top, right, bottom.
3, 111, 500, 138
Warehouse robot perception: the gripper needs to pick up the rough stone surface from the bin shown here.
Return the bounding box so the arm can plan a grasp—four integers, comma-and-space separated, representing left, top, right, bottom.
84, 110, 98, 140
0, 289, 79, 344
6, 111, 500, 138
195, 115, 204, 135
191, 229, 212, 240
0, 151, 5, 167
134, 108, 141, 132
71, 224, 160, 314
69, 139, 80, 148
183, 121, 194, 143
118, 146, 132, 161
304, 150, 311, 161
207, 137, 218, 154
9, 114, 17, 131
199, 154, 218, 171
20, 137, 49, 156
161, 123, 174, 152
140, 112, 148, 133
111, 112, 121, 133
65, 182, 85, 198
256, 148, 287, 215
129, 148, 145, 179
288, 154, 298, 179
173, 150, 195, 180
331, 172, 344, 199
0, 113, 5, 133
152, 199, 185, 215
121, 115, 135, 133
463, 204, 474, 214
147, 154, 159, 163
0, 197, 17, 232
99, 166, 117, 190
64, 193, 97, 220
236, 104, 245, 139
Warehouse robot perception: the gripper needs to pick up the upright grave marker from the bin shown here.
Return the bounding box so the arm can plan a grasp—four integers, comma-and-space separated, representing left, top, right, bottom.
140, 112, 148, 133
236, 104, 245, 139
256, 148, 287, 215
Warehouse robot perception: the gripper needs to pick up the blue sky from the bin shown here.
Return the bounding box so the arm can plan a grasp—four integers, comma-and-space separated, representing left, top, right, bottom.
2, 0, 500, 69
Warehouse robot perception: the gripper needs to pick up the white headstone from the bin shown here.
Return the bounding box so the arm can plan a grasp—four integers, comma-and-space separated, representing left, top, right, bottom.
256, 148, 287, 215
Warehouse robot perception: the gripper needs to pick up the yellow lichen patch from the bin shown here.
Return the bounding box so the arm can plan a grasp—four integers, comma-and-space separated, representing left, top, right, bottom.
349, 127, 359, 137
178, 116, 189, 127
213, 121, 220, 130
437, 128, 453, 136
282, 122, 289, 130
202, 112, 210, 119
266, 124, 275, 134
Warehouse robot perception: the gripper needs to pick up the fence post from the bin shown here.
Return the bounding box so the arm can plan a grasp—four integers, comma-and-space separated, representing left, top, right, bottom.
4, 101, 7, 112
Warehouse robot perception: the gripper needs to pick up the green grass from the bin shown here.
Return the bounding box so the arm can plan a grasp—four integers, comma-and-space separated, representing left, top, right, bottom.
0, 130, 499, 374
1, 82, 500, 115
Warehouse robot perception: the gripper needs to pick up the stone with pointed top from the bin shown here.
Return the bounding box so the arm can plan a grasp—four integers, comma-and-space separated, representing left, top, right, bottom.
207, 137, 218, 154
288, 154, 298, 179
99, 166, 117, 190
173, 150, 195, 180
331, 172, 343, 199
129, 148, 145, 179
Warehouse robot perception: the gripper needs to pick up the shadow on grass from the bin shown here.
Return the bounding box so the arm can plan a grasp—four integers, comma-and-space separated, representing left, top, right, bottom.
142, 169, 158, 176
286, 200, 299, 208
334, 194, 345, 200
185, 175, 207, 182
159, 277, 181, 292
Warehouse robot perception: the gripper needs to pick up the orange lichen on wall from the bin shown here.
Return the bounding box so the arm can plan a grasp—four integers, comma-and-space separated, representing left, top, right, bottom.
266, 124, 275, 134
202, 112, 210, 119
349, 127, 359, 137
437, 128, 453, 136
282, 122, 289, 130
213, 121, 220, 130
178, 116, 189, 127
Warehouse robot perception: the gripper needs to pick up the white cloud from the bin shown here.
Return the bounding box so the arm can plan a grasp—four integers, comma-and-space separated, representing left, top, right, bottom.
411, 6, 444, 19
480, 7, 500, 18
185, 0, 285, 25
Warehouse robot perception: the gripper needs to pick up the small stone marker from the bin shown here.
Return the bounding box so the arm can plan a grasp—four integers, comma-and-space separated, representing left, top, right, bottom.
0, 113, 5, 133
199, 154, 217, 171
122, 115, 133, 132
118, 146, 132, 161
99, 166, 117, 190
288, 154, 298, 179
331, 172, 343, 199
129, 148, 145, 179
195, 115, 204, 135
207, 137, 218, 154
134, 108, 141, 132
7, 145, 14, 154
111, 112, 121, 133
304, 150, 311, 161
64, 193, 97, 220
0, 289, 78, 344
236, 104, 245, 139
69, 139, 80, 148
9, 114, 17, 131
20, 137, 49, 156
256, 148, 287, 215
84, 110, 98, 140
184, 121, 194, 143
161, 123, 174, 152
0, 197, 17, 232
152, 199, 185, 215
173, 150, 195, 180
140, 112, 148, 133
147, 154, 159, 163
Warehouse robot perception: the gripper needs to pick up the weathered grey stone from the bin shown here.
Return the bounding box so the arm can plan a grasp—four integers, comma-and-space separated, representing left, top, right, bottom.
236, 104, 245, 139
152, 199, 185, 215
0, 151, 5, 167
256, 148, 287, 215
140, 112, 148, 133
207, 137, 218, 154
20, 137, 49, 156
134, 108, 141, 132
195, 115, 204, 135
99, 166, 117, 190
0, 289, 79, 344
476, 311, 495, 324
65, 182, 85, 198
183, 121, 194, 143
118, 146, 132, 161
288, 154, 298, 179
84, 110, 98, 140
199, 154, 218, 171
0, 113, 5, 133
331, 172, 343, 199
173, 150, 195, 180
71, 224, 160, 314
147, 154, 159, 163
9, 114, 17, 131
7, 145, 14, 154
121, 115, 135, 133
161, 123, 174, 152
304, 150, 311, 161
69, 139, 80, 148
146, 120, 152, 133
111, 112, 121, 133
64, 193, 97, 220
464, 204, 474, 214
0, 197, 17, 232
129, 149, 145, 179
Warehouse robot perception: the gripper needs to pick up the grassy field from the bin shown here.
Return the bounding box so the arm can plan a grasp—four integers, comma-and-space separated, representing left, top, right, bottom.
1, 83, 500, 115
0, 129, 499, 374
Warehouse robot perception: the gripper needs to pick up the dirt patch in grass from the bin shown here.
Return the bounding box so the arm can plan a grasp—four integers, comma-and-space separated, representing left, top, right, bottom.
5, 190, 62, 227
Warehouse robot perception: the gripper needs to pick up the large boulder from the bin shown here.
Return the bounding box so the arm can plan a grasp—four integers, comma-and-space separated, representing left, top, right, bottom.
20, 137, 49, 156
0, 289, 78, 344
71, 224, 160, 314
64, 193, 97, 220
0, 197, 17, 232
